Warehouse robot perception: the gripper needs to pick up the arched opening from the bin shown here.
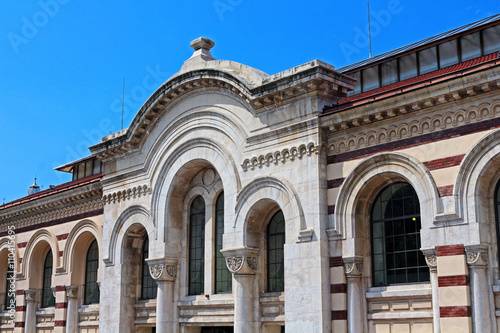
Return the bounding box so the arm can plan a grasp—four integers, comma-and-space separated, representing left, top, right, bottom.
84, 240, 100, 305
189, 196, 206, 295
371, 182, 429, 286
141, 237, 157, 300
267, 210, 285, 292
41, 249, 55, 308
0, 248, 15, 312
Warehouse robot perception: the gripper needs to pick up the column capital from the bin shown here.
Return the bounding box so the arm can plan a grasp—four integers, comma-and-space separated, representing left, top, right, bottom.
146, 258, 178, 282
343, 256, 363, 278
421, 248, 437, 273
65, 285, 79, 299
24, 289, 37, 303
221, 247, 259, 275
465, 244, 488, 268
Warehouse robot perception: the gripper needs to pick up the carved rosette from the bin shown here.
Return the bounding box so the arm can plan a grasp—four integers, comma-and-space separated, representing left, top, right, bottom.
221, 248, 259, 275
147, 258, 178, 282
343, 257, 363, 278
465, 245, 488, 268
66, 285, 79, 299
24, 289, 37, 303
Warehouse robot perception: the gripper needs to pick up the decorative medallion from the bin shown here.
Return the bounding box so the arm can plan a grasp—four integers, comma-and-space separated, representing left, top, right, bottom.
246, 257, 258, 271
226, 257, 244, 273
149, 264, 163, 280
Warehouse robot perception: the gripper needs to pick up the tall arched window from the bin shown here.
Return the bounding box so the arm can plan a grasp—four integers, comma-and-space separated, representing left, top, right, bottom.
215, 192, 231, 293
41, 250, 55, 308
141, 237, 157, 299
371, 182, 429, 286
267, 210, 285, 292
84, 240, 100, 304
189, 196, 205, 295
494, 181, 500, 265
4, 269, 14, 310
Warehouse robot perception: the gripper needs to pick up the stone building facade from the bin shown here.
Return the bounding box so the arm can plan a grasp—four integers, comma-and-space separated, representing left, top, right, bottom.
1, 14, 500, 333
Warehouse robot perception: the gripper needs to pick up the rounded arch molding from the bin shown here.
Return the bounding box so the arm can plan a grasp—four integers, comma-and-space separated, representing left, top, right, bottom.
104, 204, 154, 267
454, 128, 500, 225
61, 219, 102, 277
22, 228, 60, 280
0, 237, 20, 273
235, 176, 306, 246
333, 152, 440, 257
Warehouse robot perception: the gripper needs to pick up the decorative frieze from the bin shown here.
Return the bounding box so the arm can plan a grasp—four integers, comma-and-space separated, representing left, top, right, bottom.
241, 142, 318, 171
102, 185, 151, 205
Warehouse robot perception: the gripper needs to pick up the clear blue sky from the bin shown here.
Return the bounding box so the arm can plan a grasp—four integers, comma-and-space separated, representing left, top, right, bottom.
1, 0, 499, 203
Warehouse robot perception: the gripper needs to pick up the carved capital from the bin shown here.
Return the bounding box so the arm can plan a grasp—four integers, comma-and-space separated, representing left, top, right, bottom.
343, 257, 363, 278
146, 258, 178, 282
465, 245, 488, 268
421, 248, 437, 273
24, 289, 37, 303
221, 247, 259, 275
65, 285, 79, 299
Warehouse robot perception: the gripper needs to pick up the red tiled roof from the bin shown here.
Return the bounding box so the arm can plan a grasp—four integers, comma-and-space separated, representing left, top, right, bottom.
324, 52, 500, 114
0, 173, 103, 211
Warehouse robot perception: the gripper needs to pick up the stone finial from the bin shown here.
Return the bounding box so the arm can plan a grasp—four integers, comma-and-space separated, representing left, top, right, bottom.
190, 37, 215, 52
181, 37, 216, 71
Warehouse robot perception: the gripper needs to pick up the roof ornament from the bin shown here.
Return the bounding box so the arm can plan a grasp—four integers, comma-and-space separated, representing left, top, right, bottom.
28, 177, 41, 195
181, 37, 216, 71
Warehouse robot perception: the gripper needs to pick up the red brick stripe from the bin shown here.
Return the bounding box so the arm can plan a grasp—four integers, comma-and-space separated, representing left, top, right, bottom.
327, 178, 345, 189
59, 251, 64, 257
327, 117, 500, 164
15, 322, 25, 327
15, 306, 26, 312
440, 306, 471, 317
438, 275, 469, 287
16, 290, 24, 296
331, 310, 348, 320
17, 242, 27, 248
438, 185, 454, 197
331, 283, 347, 293
56, 285, 66, 292
0, 209, 103, 237
328, 205, 335, 215
56, 233, 69, 241
436, 245, 465, 256
56, 302, 67, 309
330, 257, 344, 267
55, 320, 66, 327
424, 154, 465, 171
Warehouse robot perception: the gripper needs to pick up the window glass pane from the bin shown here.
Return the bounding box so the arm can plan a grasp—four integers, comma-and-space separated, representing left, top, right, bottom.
267, 210, 285, 292
399, 54, 418, 80
77, 164, 85, 180
381, 60, 398, 86
439, 39, 459, 68
189, 196, 205, 295
418, 47, 438, 74
371, 183, 428, 286
42, 250, 55, 308
362, 66, 380, 92
141, 237, 157, 299
349, 72, 361, 96
84, 240, 100, 304
215, 193, 232, 293
484, 25, 500, 54
93, 159, 102, 175
85, 161, 93, 178
461, 32, 481, 61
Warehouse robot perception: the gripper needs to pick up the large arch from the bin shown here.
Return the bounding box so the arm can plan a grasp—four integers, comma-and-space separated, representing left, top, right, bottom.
22, 229, 59, 285
333, 152, 440, 258
103, 204, 154, 266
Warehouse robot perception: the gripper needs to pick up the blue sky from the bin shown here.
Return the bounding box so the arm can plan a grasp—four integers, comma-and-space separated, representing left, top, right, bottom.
1, 0, 499, 203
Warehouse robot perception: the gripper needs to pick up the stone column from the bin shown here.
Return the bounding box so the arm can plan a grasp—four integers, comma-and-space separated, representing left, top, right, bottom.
147, 258, 178, 333
65, 285, 79, 333
423, 249, 440, 333
465, 245, 492, 333
24, 289, 37, 333
222, 248, 259, 333
343, 257, 364, 333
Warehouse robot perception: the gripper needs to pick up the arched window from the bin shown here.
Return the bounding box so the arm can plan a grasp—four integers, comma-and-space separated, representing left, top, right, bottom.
494, 181, 500, 265
215, 192, 231, 293
189, 196, 205, 295
267, 210, 285, 292
371, 182, 429, 286
141, 237, 157, 299
84, 240, 100, 304
41, 250, 55, 308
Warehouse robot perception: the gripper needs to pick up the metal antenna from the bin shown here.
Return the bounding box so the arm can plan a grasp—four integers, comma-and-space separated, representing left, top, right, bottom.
121, 78, 125, 130
367, 0, 372, 58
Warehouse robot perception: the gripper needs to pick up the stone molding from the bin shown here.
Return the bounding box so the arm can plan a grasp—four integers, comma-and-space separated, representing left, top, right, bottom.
241, 142, 319, 171
465, 245, 489, 268
24, 289, 37, 303
327, 100, 500, 155
343, 257, 363, 278
221, 247, 259, 275
422, 248, 437, 273
65, 285, 79, 299
102, 185, 151, 205
146, 258, 178, 282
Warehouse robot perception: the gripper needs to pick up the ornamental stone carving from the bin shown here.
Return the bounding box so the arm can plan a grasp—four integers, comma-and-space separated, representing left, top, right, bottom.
226, 257, 244, 273
343, 257, 363, 278
421, 248, 438, 273
102, 184, 152, 205
221, 247, 259, 275
66, 285, 79, 299
465, 245, 488, 268
146, 258, 178, 282
242, 142, 319, 171
246, 256, 258, 271
24, 289, 37, 302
